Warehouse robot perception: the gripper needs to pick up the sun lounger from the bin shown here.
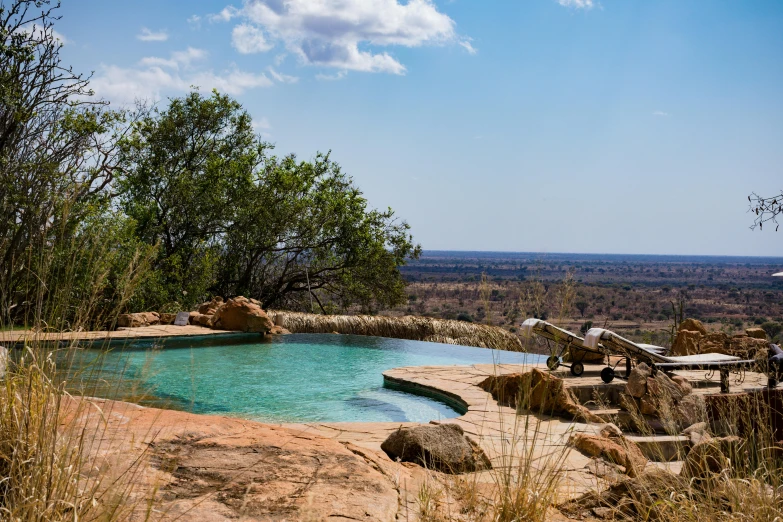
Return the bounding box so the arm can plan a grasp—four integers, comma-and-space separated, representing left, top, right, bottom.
584, 327, 760, 392
520, 318, 606, 376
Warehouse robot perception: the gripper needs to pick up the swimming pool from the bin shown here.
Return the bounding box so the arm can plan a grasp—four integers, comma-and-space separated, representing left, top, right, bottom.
66, 334, 540, 423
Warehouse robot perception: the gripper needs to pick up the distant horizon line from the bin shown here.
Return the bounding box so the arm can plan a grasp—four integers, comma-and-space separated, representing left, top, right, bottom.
417, 249, 783, 260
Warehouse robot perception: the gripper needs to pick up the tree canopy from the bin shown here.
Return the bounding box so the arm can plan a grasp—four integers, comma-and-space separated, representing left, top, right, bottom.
119, 90, 420, 313
1, 1, 419, 324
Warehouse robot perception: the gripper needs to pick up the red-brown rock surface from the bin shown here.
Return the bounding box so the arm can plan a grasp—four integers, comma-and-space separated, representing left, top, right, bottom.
479, 369, 603, 422
61, 397, 400, 521
211, 296, 274, 333
671, 318, 768, 359
117, 312, 160, 328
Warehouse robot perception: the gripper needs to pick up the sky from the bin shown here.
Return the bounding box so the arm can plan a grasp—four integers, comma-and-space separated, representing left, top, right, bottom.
53, 0, 783, 256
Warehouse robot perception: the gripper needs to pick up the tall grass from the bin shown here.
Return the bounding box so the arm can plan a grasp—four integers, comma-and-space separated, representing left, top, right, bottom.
0, 214, 154, 519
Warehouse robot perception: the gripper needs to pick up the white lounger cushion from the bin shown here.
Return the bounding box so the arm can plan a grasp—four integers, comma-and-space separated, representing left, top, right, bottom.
585, 327, 741, 364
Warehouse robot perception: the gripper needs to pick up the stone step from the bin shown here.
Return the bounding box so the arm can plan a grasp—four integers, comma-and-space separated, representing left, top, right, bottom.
625, 434, 691, 462
590, 408, 674, 435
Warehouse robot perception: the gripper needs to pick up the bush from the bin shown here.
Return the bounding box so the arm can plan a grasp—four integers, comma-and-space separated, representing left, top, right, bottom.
457, 313, 474, 323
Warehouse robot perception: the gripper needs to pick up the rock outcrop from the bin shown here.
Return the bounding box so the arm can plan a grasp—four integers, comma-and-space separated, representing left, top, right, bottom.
117, 312, 160, 328
479, 369, 603, 422
671, 318, 768, 359
569, 424, 647, 477
211, 296, 274, 333
681, 435, 746, 480
380, 423, 491, 474
159, 312, 177, 325
620, 365, 705, 429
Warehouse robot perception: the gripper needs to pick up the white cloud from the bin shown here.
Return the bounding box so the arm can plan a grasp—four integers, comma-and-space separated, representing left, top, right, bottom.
208, 6, 241, 23
17, 25, 68, 45
556, 0, 595, 9
137, 27, 169, 42
232, 23, 273, 53
92, 62, 272, 104
208, 0, 473, 74
653, 110, 670, 117
316, 70, 348, 81
138, 47, 206, 69
267, 67, 298, 83
187, 15, 202, 29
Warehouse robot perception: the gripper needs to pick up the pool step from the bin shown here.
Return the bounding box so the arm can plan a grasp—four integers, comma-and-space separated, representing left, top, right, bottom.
625, 434, 691, 462
590, 407, 674, 435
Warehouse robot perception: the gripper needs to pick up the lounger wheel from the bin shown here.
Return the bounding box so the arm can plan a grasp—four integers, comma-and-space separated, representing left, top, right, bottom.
601, 367, 615, 384
546, 355, 560, 371
570, 361, 584, 377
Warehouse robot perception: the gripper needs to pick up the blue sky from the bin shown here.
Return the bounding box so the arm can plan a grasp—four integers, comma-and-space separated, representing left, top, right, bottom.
55, 0, 783, 256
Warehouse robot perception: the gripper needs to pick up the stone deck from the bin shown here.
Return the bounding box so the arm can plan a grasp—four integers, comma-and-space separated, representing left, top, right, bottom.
0, 324, 244, 345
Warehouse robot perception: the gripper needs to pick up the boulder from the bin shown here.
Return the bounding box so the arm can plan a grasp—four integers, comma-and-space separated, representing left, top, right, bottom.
681, 436, 745, 480
682, 422, 710, 446
380, 424, 491, 474
639, 396, 657, 416
569, 430, 647, 477
269, 325, 291, 335
479, 369, 603, 423
746, 327, 768, 340
559, 469, 687, 521
671, 329, 702, 356
197, 296, 223, 315
647, 372, 687, 403
117, 312, 160, 328
159, 313, 177, 325
211, 296, 274, 334
674, 394, 706, 427
625, 363, 651, 398
679, 318, 707, 335
671, 375, 692, 396
189, 313, 213, 327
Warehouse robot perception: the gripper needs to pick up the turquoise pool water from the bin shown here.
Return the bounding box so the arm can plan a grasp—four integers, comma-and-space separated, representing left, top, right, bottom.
67, 334, 540, 423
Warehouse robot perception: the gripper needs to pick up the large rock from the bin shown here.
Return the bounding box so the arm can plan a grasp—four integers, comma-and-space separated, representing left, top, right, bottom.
569, 428, 647, 477
191, 313, 213, 327
671, 329, 702, 356
211, 296, 274, 333
625, 363, 651, 398
647, 372, 687, 403
117, 312, 160, 328
674, 393, 706, 427
159, 312, 177, 325
64, 396, 400, 521
681, 436, 746, 480
197, 296, 224, 315
380, 424, 491, 474
745, 327, 768, 340
679, 318, 707, 335
480, 369, 603, 422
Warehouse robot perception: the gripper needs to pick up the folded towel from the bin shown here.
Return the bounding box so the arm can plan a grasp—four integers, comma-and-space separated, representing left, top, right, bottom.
520, 318, 540, 338
584, 328, 608, 350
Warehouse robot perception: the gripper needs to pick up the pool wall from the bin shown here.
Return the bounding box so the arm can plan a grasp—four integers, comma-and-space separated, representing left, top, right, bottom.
383, 374, 469, 415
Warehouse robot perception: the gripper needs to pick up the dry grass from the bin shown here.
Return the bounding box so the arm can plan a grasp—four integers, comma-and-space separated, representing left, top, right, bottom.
267, 311, 524, 352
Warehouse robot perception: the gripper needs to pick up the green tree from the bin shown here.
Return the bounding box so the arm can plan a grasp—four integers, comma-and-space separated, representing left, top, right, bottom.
118, 90, 264, 309
120, 90, 420, 312
761, 321, 782, 340
575, 300, 588, 318
0, 0, 137, 324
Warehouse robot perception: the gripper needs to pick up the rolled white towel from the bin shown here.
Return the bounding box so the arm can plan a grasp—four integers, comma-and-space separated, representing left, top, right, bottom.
520, 318, 541, 338
584, 328, 609, 350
